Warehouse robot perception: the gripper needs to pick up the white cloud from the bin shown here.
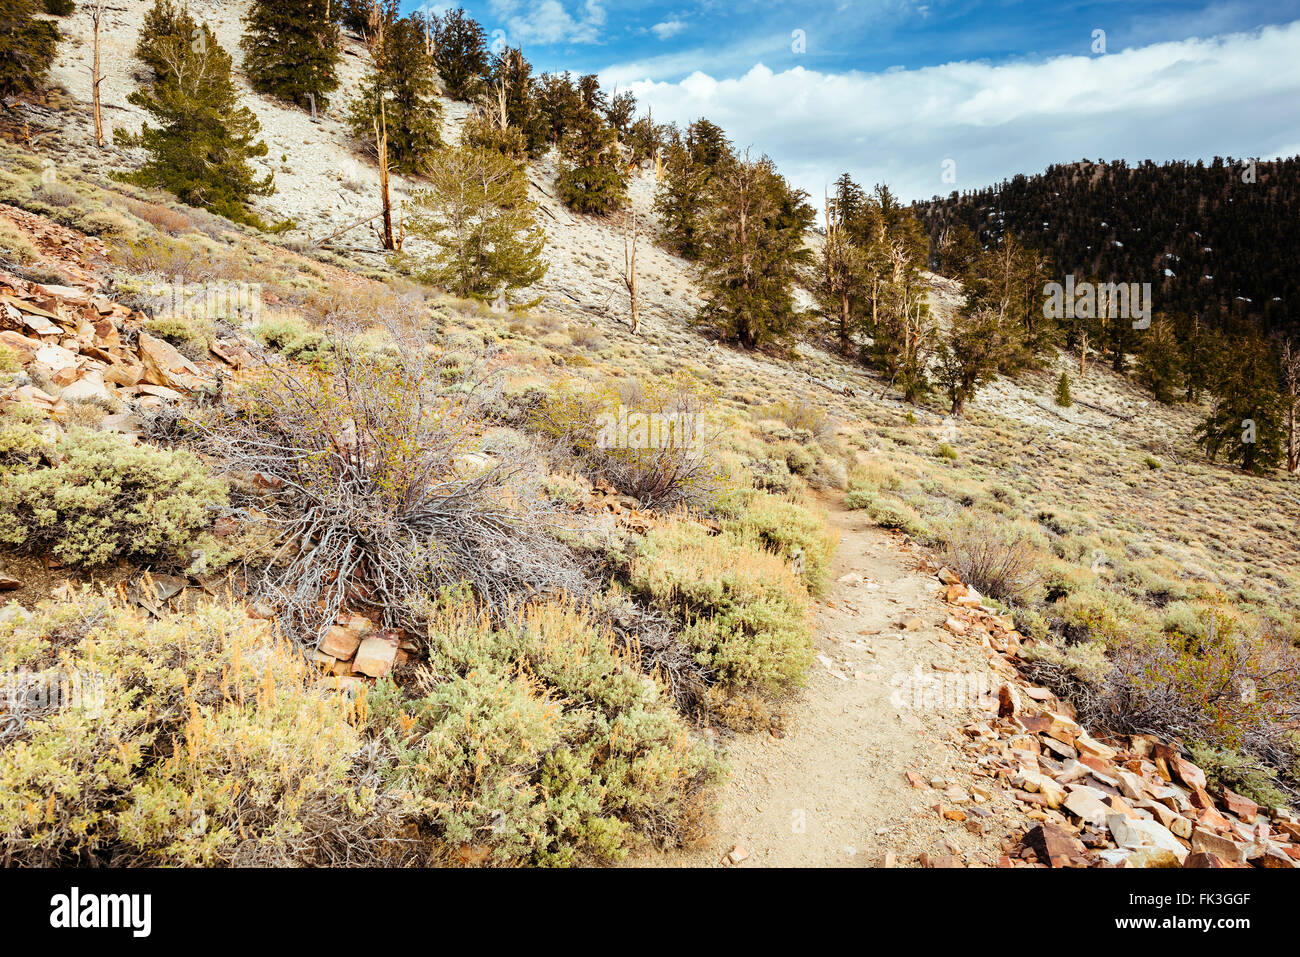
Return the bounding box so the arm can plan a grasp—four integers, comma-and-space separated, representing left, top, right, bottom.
651, 19, 687, 41
606, 20, 1300, 202
489, 0, 607, 46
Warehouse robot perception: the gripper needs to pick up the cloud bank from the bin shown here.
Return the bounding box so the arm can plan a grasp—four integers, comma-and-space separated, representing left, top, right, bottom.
606, 20, 1300, 202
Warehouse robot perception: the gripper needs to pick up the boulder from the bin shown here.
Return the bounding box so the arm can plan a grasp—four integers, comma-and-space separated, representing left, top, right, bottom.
353, 630, 399, 678
1107, 815, 1188, 866
136, 331, 208, 391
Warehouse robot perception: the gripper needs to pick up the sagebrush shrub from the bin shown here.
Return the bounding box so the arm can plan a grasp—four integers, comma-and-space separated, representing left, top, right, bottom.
724, 491, 838, 596
628, 521, 813, 702
0, 429, 225, 566
0, 595, 398, 867
366, 597, 719, 865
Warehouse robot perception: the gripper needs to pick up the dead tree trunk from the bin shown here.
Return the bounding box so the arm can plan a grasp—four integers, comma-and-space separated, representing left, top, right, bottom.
374, 100, 396, 251
91, 0, 106, 148
622, 208, 640, 334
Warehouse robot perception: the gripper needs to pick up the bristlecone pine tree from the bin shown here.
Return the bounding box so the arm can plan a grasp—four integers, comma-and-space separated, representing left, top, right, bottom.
1194, 332, 1285, 474
116, 2, 273, 225
242, 0, 340, 112
348, 13, 442, 173
556, 74, 627, 216
653, 118, 731, 260
402, 143, 546, 301
694, 152, 814, 349
1135, 313, 1185, 403
935, 304, 1012, 416
428, 6, 488, 101
0, 0, 59, 99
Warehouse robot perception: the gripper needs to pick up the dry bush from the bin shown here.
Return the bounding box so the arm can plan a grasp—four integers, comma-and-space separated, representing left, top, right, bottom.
119, 196, 195, 235
204, 303, 588, 646
529, 372, 723, 511
1022, 596, 1300, 799
940, 513, 1044, 603
761, 395, 829, 437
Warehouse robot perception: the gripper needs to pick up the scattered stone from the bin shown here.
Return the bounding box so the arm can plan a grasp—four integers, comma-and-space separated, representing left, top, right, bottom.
724, 845, 750, 865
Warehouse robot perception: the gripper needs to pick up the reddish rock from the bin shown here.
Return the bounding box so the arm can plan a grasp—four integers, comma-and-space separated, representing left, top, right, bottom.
1221, 789, 1259, 822
353, 630, 399, 678
1025, 823, 1079, 868
1191, 827, 1248, 864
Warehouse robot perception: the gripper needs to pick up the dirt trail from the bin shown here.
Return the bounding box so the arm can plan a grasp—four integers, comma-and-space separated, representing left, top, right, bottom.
639, 495, 1019, 868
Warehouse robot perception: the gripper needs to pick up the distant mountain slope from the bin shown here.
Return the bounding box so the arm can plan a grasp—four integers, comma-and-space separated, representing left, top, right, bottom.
913, 157, 1300, 337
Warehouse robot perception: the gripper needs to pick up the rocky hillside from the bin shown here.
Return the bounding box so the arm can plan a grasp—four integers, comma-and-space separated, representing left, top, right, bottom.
1, 0, 1298, 872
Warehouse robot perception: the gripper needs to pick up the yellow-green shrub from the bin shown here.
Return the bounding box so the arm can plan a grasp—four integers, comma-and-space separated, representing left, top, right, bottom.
724, 491, 838, 595
0, 429, 226, 566
0, 595, 376, 867
628, 521, 813, 699
365, 598, 719, 865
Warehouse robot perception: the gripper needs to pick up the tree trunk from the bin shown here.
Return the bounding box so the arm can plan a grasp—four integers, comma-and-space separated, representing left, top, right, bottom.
91, 2, 105, 148
375, 101, 395, 251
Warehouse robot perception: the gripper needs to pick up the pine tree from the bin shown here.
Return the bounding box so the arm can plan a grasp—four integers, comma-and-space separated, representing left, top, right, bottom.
0, 0, 59, 100
1194, 332, 1285, 474
1135, 313, 1184, 403
694, 152, 814, 349
1054, 370, 1073, 407
935, 304, 1011, 416
242, 0, 340, 111
653, 119, 732, 259
555, 74, 626, 216
347, 14, 442, 173
402, 143, 546, 301
605, 90, 636, 139
116, 5, 273, 226
336, 0, 395, 38
815, 191, 869, 356
534, 71, 582, 148
487, 45, 546, 156
428, 6, 487, 101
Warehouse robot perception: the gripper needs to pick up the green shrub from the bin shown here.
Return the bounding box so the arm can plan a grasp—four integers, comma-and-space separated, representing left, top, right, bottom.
1187, 742, 1290, 810
863, 497, 930, 540
252, 315, 331, 364
0, 595, 386, 867
0, 430, 226, 566
628, 521, 813, 700
365, 599, 719, 865
725, 491, 837, 595
844, 487, 874, 510
935, 442, 959, 460
144, 315, 213, 361
0, 404, 47, 472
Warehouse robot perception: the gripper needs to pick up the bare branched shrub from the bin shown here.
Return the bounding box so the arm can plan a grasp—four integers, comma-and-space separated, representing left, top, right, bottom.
1022, 598, 1300, 799
529, 372, 723, 511
940, 513, 1044, 603
205, 304, 588, 645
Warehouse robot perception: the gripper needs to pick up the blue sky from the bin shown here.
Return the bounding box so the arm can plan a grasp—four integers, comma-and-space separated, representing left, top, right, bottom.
408, 1, 1300, 201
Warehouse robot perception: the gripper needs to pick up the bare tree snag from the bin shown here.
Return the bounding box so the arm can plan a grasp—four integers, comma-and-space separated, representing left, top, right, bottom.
621, 208, 640, 334
91, 0, 106, 148
374, 98, 396, 250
